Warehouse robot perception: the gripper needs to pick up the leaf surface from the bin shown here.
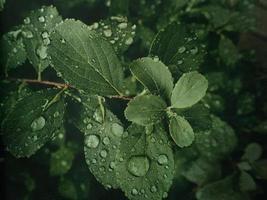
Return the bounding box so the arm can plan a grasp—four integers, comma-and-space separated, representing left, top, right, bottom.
49, 19, 124, 95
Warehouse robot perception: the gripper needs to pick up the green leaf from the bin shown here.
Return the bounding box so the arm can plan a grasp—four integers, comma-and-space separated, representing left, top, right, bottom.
195, 116, 237, 161
242, 143, 262, 162
174, 103, 212, 132
199, 6, 231, 28
0, 0, 5, 11
58, 178, 78, 200
1, 89, 65, 158
0, 29, 27, 76
125, 95, 167, 126
196, 175, 249, 200
49, 19, 124, 96
150, 22, 206, 73
171, 71, 208, 109
219, 36, 239, 66
130, 57, 174, 100
239, 171, 257, 192
89, 16, 136, 54
252, 159, 267, 180
115, 124, 174, 200
169, 115, 195, 148
50, 145, 75, 176
182, 157, 222, 185
75, 95, 124, 189
22, 6, 62, 77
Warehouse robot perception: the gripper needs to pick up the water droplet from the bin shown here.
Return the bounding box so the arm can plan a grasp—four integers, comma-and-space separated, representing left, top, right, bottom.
100, 150, 108, 158
53, 111, 60, 117
178, 46, 186, 53
92, 22, 99, 29
127, 156, 150, 177
110, 40, 115, 44
125, 37, 133, 45
23, 31, 33, 39
43, 38, 50, 45
150, 185, 157, 193
118, 22, 127, 29
109, 161, 116, 169
157, 154, 168, 165
24, 17, 31, 24
103, 137, 110, 145
56, 72, 62, 77
177, 60, 183, 65
13, 48, 17, 53
36, 45, 48, 59
190, 47, 198, 55
153, 56, 159, 62
93, 110, 103, 123
38, 16, 45, 23
163, 192, 168, 198
86, 123, 92, 129
131, 188, 138, 195
132, 24, 137, 30
111, 123, 124, 137
103, 29, 112, 37
41, 32, 49, 39
61, 38, 66, 44
92, 159, 97, 164
31, 116, 46, 131
85, 135, 99, 148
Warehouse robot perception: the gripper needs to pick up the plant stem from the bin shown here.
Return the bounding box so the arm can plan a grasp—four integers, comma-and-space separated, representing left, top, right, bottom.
7, 78, 133, 100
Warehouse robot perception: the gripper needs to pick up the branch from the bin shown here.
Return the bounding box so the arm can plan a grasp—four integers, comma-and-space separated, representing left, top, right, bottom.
8, 78, 133, 100
8, 78, 72, 89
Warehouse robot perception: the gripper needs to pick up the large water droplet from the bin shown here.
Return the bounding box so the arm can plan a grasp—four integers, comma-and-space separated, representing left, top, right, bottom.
85, 135, 99, 148
31, 116, 46, 131
127, 156, 150, 177
103, 137, 110, 145
111, 123, 124, 137
157, 154, 168, 165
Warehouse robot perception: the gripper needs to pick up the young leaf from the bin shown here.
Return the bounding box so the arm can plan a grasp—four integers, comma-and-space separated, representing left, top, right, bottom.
169, 115, 195, 148
50, 145, 75, 176
49, 19, 124, 96
1, 89, 65, 158
150, 22, 206, 73
130, 57, 174, 100
171, 71, 208, 109
239, 171, 257, 192
0, 29, 27, 76
22, 6, 62, 77
125, 95, 167, 126
115, 124, 174, 200
89, 16, 136, 54
174, 103, 212, 132
219, 36, 239, 66
74, 96, 124, 189
195, 116, 237, 161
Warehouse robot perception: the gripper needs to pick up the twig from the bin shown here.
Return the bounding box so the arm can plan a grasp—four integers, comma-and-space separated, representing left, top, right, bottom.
8, 78, 133, 100
8, 78, 72, 89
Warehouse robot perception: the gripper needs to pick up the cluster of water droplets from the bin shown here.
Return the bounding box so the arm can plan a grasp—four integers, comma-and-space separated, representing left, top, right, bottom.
88, 16, 136, 51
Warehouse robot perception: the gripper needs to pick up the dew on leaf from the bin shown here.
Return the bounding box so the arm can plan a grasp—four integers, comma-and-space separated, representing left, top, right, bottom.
103, 29, 112, 37
100, 150, 108, 158
86, 123, 92, 129
131, 188, 138, 195
125, 37, 133, 45
157, 154, 168, 165
85, 135, 100, 148
111, 123, 124, 137
150, 185, 157, 193
36, 45, 48, 59
103, 137, 110, 145
41, 32, 49, 39
38, 16, 45, 23
178, 46, 186, 53
31, 116, 46, 131
118, 22, 128, 29
24, 17, 31, 24
127, 156, 150, 177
